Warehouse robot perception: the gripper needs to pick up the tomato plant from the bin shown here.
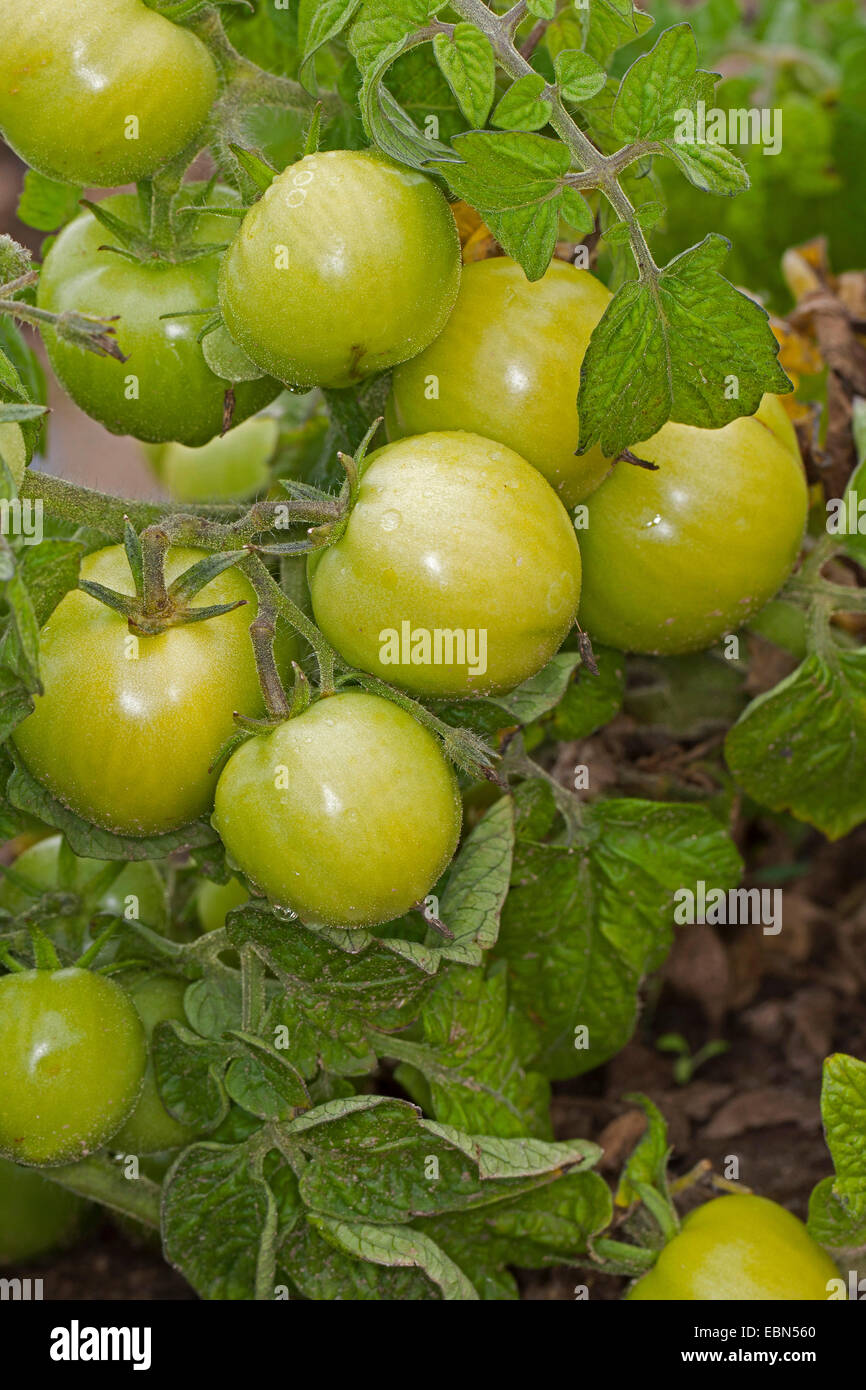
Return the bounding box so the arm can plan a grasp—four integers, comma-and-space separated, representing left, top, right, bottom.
219, 150, 461, 389
0, 0, 863, 1320
627, 1195, 840, 1301
113, 974, 200, 1155
578, 397, 808, 655
0, 0, 217, 188
309, 432, 582, 697
0, 967, 147, 1166
387, 257, 613, 507
37, 192, 279, 446
13, 545, 279, 836
213, 690, 462, 928
0, 1156, 90, 1264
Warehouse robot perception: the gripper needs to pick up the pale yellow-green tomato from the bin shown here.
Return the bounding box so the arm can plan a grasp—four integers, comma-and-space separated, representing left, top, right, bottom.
147, 415, 278, 503
0, 0, 217, 187
628, 1195, 839, 1301
219, 150, 461, 389
0, 422, 26, 486
308, 431, 583, 698
213, 691, 462, 929
195, 876, 249, 933
577, 396, 808, 655
386, 257, 613, 507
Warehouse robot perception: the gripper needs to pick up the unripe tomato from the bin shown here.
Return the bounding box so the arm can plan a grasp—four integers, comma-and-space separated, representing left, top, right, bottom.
113, 975, 199, 1155
219, 150, 461, 388
13, 545, 276, 837
146, 415, 279, 503
627, 1195, 839, 1300
0, 834, 168, 935
578, 398, 808, 655
0, 1157, 89, 1264
196, 876, 249, 933
0, 967, 147, 1166
0, 0, 217, 188
387, 257, 613, 507
308, 432, 582, 698
0, 422, 25, 487
37, 193, 279, 447
213, 691, 461, 928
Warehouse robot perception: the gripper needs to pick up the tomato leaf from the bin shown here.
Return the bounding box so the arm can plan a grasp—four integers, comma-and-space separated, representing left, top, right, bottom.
577, 234, 791, 457
725, 648, 866, 840
497, 793, 742, 1078
820, 1053, 866, 1222
554, 50, 607, 104
299, 0, 366, 92
16, 170, 82, 234
311, 1216, 481, 1298
163, 1144, 276, 1300
492, 73, 552, 132
433, 24, 496, 130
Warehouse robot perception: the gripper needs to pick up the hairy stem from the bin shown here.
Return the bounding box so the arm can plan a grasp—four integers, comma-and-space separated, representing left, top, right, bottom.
44, 1155, 162, 1230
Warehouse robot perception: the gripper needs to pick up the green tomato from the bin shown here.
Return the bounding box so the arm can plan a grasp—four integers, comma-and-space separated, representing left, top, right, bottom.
0, 0, 217, 187
196, 876, 250, 933
627, 1195, 839, 1301
213, 691, 461, 928
13, 545, 277, 837
0, 833, 168, 936
147, 414, 279, 503
0, 422, 25, 487
0, 1156, 90, 1264
219, 150, 461, 389
578, 397, 808, 655
0, 967, 147, 1166
387, 257, 613, 508
37, 192, 279, 446
308, 432, 582, 698
113, 975, 198, 1155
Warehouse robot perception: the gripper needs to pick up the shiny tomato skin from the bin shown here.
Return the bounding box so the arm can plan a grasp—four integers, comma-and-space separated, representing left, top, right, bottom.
0, 0, 217, 187
37, 193, 279, 446
308, 431, 582, 698
213, 691, 462, 929
219, 150, 461, 389
627, 1195, 839, 1300
12, 545, 274, 837
113, 974, 199, 1155
387, 257, 613, 507
0, 1156, 90, 1263
0, 967, 147, 1167
578, 398, 808, 655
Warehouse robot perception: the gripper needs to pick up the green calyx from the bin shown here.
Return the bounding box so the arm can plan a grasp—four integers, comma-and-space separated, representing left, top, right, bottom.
79, 520, 248, 636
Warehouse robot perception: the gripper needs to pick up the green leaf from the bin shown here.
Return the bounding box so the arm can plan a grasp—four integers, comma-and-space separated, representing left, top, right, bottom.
579, 0, 655, 66
577, 234, 791, 457
163, 1144, 276, 1300
312, 1216, 480, 1299
429, 130, 573, 279
201, 323, 268, 383
492, 74, 552, 132
725, 649, 866, 840
359, 36, 456, 169
433, 24, 496, 129
434, 794, 514, 959
559, 185, 595, 235
152, 1022, 232, 1132
612, 23, 711, 143
379, 962, 552, 1137
526, 0, 556, 18
807, 1177, 866, 1270
16, 170, 83, 234
662, 138, 749, 196
497, 795, 742, 1077
615, 1094, 673, 1207
279, 1220, 439, 1299
554, 50, 607, 104
299, 0, 365, 91
821, 1053, 866, 1221
552, 646, 625, 740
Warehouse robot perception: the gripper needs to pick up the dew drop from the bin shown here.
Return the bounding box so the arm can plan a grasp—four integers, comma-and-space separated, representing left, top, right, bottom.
380, 509, 401, 532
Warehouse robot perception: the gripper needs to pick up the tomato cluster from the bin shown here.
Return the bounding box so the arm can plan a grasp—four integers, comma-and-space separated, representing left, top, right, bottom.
0, 34, 815, 1288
